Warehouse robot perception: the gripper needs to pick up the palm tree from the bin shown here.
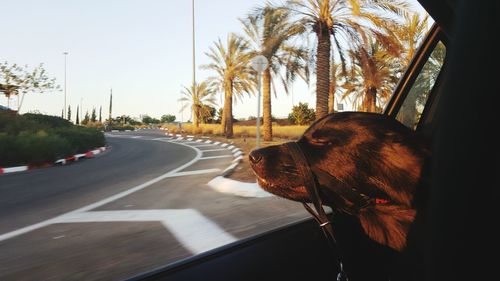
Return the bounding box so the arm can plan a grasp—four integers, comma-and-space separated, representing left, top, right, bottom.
393, 12, 429, 127
202, 34, 255, 138
241, 5, 309, 141
288, 0, 408, 119
395, 11, 429, 67
179, 81, 217, 129
342, 39, 399, 112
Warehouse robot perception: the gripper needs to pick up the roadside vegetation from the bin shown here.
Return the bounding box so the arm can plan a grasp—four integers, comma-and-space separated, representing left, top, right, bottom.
0, 112, 104, 167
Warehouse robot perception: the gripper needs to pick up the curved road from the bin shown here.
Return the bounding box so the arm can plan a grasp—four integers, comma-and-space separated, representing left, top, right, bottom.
0, 129, 307, 281
0, 130, 195, 234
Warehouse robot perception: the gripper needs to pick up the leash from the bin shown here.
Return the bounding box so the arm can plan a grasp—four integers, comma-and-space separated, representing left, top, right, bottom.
284, 142, 349, 281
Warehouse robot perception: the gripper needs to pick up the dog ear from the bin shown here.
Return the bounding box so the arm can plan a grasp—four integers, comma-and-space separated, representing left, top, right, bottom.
358, 205, 416, 251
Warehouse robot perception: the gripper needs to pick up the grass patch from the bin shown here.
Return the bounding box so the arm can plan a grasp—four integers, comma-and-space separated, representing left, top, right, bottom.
161, 123, 308, 140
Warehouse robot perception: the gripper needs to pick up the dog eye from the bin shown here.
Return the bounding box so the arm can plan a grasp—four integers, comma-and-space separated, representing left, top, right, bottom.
309, 138, 331, 146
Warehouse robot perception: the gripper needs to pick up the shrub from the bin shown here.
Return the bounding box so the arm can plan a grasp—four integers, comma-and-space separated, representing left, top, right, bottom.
288, 102, 316, 125
0, 112, 105, 166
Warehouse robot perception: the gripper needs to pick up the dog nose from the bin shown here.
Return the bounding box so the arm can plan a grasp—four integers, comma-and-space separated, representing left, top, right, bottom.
249, 150, 263, 164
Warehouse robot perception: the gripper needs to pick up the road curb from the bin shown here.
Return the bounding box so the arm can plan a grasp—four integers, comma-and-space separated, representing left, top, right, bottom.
164, 132, 244, 178
0, 146, 108, 176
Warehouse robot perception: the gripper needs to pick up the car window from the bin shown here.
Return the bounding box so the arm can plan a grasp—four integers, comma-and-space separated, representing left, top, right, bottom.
0, 1, 433, 280
396, 41, 446, 129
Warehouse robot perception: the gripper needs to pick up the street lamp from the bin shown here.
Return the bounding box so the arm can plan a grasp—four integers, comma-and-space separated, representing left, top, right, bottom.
63, 52, 69, 118
250, 55, 269, 149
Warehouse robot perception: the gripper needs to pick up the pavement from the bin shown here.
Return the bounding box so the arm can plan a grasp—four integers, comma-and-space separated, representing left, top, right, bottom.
0, 129, 308, 281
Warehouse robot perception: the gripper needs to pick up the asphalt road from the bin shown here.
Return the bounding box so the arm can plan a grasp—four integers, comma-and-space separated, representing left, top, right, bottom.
0, 129, 308, 281
0, 130, 195, 235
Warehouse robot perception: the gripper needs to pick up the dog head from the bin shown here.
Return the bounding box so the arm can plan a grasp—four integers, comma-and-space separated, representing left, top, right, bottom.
249, 112, 430, 250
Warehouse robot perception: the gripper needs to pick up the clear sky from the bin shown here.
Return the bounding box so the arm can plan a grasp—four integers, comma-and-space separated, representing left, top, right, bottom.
0, 0, 426, 121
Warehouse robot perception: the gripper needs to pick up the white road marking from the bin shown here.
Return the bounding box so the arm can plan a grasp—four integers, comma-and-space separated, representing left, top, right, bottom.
204, 140, 212, 144
3, 166, 29, 173
161, 209, 237, 254
201, 148, 228, 152
200, 155, 232, 160
54, 209, 237, 255
208, 176, 273, 198
233, 156, 244, 163
222, 163, 238, 174
191, 144, 215, 148
168, 169, 220, 177
131, 136, 143, 139
0, 139, 204, 242
220, 143, 228, 147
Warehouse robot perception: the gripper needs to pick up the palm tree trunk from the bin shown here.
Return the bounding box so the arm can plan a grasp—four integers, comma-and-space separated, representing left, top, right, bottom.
193, 106, 199, 129
316, 30, 331, 119
221, 107, 226, 135
262, 68, 272, 141
193, 105, 199, 128
224, 81, 233, 138
364, 87, 377, 112
328, 79, 335, 114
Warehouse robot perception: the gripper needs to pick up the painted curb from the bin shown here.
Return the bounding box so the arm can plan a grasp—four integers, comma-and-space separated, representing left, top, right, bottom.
0, 146, 108, 176
161, 128, 244, 178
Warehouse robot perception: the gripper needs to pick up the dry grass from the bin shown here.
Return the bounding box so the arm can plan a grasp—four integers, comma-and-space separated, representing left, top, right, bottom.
161, 123, 308, 140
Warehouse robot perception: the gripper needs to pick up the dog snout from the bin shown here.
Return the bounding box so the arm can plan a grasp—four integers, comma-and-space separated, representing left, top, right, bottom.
249, 150, 263, 164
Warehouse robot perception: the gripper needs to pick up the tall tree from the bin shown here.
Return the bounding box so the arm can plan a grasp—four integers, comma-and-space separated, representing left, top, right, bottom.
76, 105, 80, 125
178, 81, 217, 128
67, 105, 71, 121
240, 5, 309, 141
91, 108, 97, 123
99, 106, 102, 123
82, 111, 90, 125
202, 34, 255, 138
288, 0, 407, 119
108, 88, 113, 124
342, 40, 399, 112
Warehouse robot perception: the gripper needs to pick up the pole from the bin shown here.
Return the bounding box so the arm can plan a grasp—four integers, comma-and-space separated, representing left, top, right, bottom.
192, 0, 196, 88
256, 73, 262, 148
63, 52, 68, 118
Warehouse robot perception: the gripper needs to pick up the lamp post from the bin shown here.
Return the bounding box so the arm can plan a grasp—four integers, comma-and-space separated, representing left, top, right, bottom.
63, 52, 69, 118
250, 55, 269, 148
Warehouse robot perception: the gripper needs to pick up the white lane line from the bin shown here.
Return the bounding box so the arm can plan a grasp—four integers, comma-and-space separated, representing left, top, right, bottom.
168, 169, 220, 177
204, 140, 212, 144
200, 155, 232, 160
131, 136, 143, 139
0, 140, 203, 242
152, 137, 172, 141
191, 144, 215, 148
227, 145, 235, 149
201, 148, 228, 152
220, 143, 228, 147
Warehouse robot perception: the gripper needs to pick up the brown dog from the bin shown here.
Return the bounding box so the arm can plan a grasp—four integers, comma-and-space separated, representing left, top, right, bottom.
249, 112, 430, 252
